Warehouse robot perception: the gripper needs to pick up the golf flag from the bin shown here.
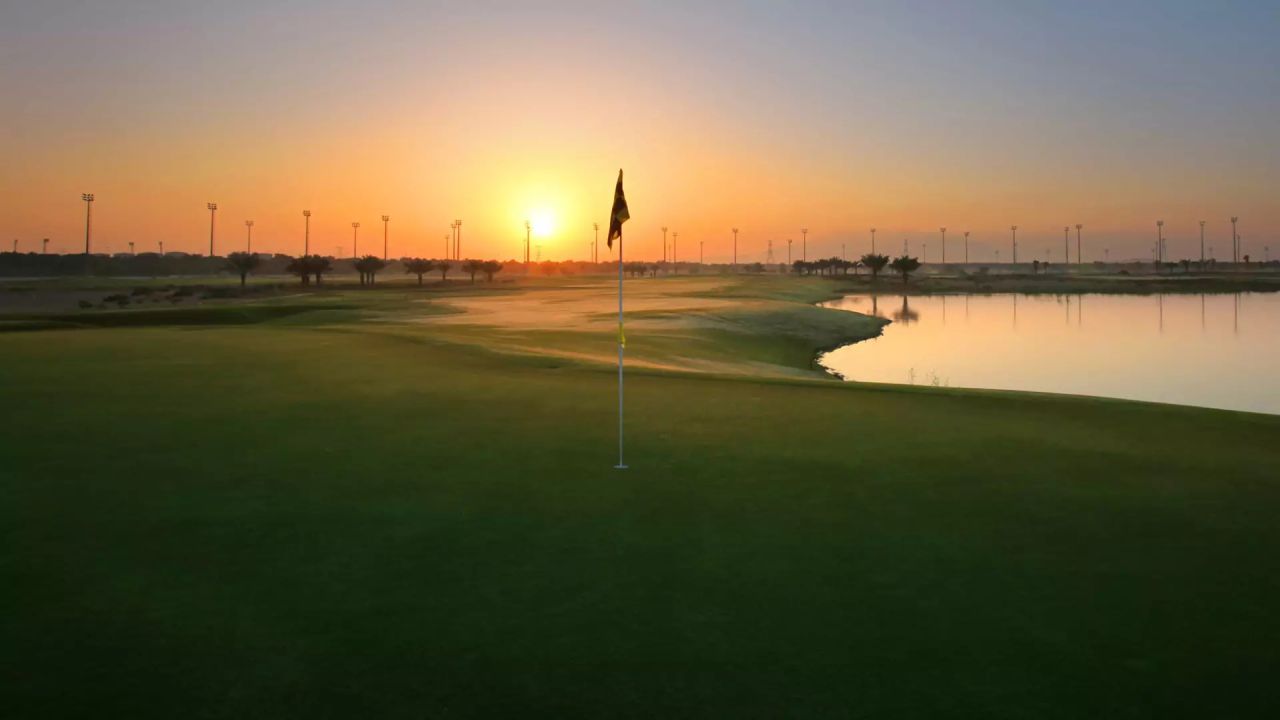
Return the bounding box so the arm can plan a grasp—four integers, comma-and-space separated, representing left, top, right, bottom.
610, 169, 629, 469
607, 169, 629, 249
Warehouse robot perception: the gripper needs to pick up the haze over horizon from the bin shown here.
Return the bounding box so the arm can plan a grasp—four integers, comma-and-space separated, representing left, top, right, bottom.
2, 0, 1277, 261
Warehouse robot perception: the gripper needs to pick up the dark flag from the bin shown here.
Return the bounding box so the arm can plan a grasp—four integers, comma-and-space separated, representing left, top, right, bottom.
607, 169, 629, 248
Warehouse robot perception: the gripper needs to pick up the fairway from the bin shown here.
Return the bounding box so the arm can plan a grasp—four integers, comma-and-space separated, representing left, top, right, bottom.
3, 277, 1279, 718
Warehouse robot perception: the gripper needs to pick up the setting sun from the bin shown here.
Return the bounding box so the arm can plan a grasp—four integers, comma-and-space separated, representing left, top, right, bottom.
529, 210, 556, 238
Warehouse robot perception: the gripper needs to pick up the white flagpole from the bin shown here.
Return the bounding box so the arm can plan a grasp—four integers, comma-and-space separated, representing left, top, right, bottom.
615, 230, 626, 469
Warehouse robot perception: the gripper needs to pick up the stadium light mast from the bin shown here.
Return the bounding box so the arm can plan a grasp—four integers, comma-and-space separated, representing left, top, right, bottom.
454, 219, 462, 260
206, 203, 218, 257
524, 219, 531, 264
1199, 220, 1206, 265
732, 227, 739, 270
939, 227, 946, 265
671, 232, 679, 273
245, 220, 254, 253
700, 240, 704, 265
1010, 225, 1018, 264
661, 226, 668, 263
42, 238, 49, 254
801, 228, 808, 262
128, 241, 134, 255
81, 193, 94, 254
870, 227, 876, 255
1075, 224, 1083, 264
381, 215, 390, 260
1063, 226, 1070, 264
302, 210, 311, 255
1230, 216, 1239, 265
1156, 220, 1164, 263
351, 222, 360, 259
787, 238, 793, 264
593, 222, 599, 263
159, 240, 165, 254
963, 231, 970, 264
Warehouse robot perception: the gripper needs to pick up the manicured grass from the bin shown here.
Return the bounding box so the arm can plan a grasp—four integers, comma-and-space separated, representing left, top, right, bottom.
2, 278, 1279, 718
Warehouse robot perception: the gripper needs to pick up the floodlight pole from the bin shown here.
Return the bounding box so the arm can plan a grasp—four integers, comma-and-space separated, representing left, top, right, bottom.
352, 222, 360, 259
964, 231, 970, 263
207, 203, 218, 257
661, 226, 668, 263
303, 210, 311, 255
1075, 224, 1083, 264
245, 220, 254, 253
1011, 226, 1018, 265
801, 228, 808, 261
525, 220, 531, 264
382, 215, 390, 260
82, 193, 95, 254
870, 227, 876, 255
940, 227, 947, 265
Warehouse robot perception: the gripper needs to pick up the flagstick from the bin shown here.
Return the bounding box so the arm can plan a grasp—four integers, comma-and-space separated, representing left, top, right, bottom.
615, 232, 627, 469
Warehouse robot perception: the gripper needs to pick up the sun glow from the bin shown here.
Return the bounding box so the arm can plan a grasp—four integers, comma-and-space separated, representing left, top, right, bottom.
529, 210, 556, 238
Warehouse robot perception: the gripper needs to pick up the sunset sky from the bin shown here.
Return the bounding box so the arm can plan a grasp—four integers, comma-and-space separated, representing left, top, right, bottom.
2, 1, 1277, 261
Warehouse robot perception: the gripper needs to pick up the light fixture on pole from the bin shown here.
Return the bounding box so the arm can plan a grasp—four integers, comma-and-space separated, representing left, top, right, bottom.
381, 215, 390, 260
351, 222, 360, 259
963, 231, 970, 263
870, 227, 876, 254
1230, 216, 1239, 265
1075, 224, 1083, 264
939, 227, 946, 265
801, 228, 808, 261
1199, 220, 1206, 265
302, 210, 311, 255
661, 226, 668, 263
524, 219, 531, 264
732, 227, 739, 270
1010, 225, 1018, 264
593, 222, 599, 263
81, 193, 95, 254
245, 220, 254, 253
454, 219, 462, 260
42, 238, 49, 254
1156, 220, 1164, 263
207, 202, 218, 257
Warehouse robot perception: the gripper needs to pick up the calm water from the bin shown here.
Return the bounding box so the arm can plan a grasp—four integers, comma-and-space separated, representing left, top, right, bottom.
819, 293, 1280, 415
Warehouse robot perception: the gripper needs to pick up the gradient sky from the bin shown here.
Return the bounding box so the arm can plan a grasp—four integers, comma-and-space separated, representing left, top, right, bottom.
2, 0, 1277, 261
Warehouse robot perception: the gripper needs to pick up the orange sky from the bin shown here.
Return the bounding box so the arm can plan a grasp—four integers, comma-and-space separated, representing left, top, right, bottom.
2, 2, 1276, 262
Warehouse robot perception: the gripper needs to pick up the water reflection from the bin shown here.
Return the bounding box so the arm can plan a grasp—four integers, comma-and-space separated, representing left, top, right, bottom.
819, 292, 1280, 414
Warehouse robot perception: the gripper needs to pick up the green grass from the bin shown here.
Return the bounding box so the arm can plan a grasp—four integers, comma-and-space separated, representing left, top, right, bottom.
3, 278, 1279, 718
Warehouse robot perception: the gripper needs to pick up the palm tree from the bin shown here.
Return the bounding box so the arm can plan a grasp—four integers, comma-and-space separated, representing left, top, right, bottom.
462, 259, 484, 283
861, 253, 890, 281
286, 256, 311, 286
309, 256, 333, 286
354, 255, 387, 286
403, 258, 435, 285
437, 260, 453, 282
226, 252, 261, 289
889, 254, 921, 284
481, 260, 504, 282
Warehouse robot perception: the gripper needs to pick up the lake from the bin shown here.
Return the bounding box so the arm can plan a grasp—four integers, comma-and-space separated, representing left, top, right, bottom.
819, 292, 1280, 415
